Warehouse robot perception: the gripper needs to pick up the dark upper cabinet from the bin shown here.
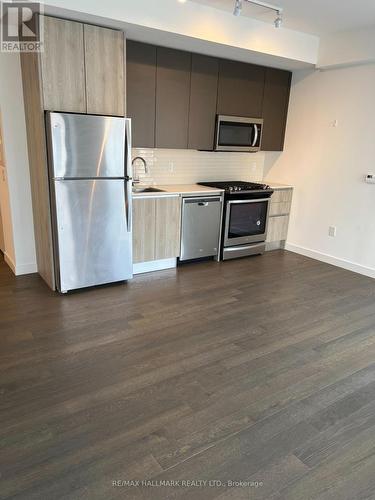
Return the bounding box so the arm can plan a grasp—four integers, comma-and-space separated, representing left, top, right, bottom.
126, 41, 291, 152
261, 68, 292, 151
155, 47, 191, 149
126, 41, 157, 148
217, 60, 265, 118
188, 54, 219, 150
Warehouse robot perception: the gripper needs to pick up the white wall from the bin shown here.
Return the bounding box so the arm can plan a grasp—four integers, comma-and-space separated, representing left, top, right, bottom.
45, 0, 319, 69
318, 27, 375, 69
264, 64, 375, 278
0, 53, 37, 275
0, 143, 15, 264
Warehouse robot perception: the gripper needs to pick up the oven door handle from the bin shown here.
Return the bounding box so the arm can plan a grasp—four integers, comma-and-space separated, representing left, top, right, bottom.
227, 198, 270, 205
252, 124, 259, 147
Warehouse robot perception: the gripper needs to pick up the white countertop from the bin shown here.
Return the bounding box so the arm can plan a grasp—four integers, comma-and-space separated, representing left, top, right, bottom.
133, 184, 224, 197
132, 182, 293, 197
266, 181, 294, 190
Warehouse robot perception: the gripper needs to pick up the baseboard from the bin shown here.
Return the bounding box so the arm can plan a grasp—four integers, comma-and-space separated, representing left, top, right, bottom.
4, 252, 16, 274
133, 258, 177, 275
15, 262, 38, 275
285, 243, 375, 279
3, 253, 38, 276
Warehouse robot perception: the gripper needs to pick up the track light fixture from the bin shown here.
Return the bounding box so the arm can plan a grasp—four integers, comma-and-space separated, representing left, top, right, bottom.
234, 0, 243, 16
233, 0, 283, 28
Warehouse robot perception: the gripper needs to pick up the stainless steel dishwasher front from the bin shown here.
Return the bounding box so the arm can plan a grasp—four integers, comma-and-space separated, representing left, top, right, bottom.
180, 196, 223, 261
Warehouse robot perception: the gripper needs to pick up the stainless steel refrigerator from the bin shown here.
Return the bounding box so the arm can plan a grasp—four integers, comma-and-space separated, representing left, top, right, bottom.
46, 112, 133, 293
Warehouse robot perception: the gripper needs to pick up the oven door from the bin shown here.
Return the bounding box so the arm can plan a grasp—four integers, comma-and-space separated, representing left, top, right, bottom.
224, 198, 270, 246
215, 116, 263, 152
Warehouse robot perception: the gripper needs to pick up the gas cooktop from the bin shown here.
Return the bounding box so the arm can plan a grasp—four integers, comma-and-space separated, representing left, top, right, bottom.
198, 181, 272, 194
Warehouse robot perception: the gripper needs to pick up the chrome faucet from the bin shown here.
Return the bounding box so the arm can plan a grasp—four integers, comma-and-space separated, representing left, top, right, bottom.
132, 156, 148, 184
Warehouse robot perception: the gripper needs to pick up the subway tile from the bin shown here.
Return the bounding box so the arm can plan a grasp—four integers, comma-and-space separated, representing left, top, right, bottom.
132, 148, 265, 185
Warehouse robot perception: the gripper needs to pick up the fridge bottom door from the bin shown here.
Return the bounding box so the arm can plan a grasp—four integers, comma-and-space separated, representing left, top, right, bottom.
53, 179, 132, 292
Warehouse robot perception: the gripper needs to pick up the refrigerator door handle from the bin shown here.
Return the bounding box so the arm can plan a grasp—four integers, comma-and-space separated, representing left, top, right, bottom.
125, 118, 133, 233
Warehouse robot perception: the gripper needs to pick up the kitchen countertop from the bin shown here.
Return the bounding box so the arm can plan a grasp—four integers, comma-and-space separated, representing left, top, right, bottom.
266, 181, 294, 190
133, 184, 224, 197
132, 182, 293, 197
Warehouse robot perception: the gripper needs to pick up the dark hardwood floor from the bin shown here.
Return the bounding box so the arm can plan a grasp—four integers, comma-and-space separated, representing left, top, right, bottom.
1, 250, 375, 500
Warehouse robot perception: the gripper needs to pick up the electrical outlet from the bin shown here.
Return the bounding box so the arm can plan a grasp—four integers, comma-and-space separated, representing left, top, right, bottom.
168, 161, 174, 173
328, 226, 337, 237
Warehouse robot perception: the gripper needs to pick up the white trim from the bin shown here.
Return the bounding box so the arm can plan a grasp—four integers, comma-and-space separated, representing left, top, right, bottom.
4, 252, 16, 274
285, 243, 375, 279
15, 262, 38, 275
133, 258, 177, 275
3, 252, 38, 275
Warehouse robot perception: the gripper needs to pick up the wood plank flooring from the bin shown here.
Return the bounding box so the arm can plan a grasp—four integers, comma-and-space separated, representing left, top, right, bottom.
1, 250, 375, 499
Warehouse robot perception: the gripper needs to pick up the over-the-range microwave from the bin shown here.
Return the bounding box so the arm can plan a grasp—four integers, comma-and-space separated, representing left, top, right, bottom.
214, 115, 263, 152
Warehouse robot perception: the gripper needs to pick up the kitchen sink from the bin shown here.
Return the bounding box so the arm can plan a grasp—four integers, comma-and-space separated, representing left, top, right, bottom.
132, 186, 165, 193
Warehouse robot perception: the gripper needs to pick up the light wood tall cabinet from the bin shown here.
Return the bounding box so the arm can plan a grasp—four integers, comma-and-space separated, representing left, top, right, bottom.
84, 25, 125, 116
21, 15, 126, 290
39, 16, 125, 116
41, 17, 86, 113
133, 196, 181, 264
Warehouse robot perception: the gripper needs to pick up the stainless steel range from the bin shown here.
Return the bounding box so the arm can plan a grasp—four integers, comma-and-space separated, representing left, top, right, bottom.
198, 181, 273, 260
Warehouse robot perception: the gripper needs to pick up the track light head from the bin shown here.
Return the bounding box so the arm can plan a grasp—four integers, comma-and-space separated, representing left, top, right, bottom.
233, 0, 243, 16
274, 10, 282, 28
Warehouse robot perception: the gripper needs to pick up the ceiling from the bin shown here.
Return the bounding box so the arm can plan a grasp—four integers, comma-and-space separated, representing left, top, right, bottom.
190, 0, 375, 35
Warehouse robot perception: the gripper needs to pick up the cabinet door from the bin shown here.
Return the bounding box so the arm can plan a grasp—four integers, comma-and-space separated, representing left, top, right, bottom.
262, 68, 292, 151
155, 48, 191, 149
266, 215, 289, 243
41, 17, 86, 112
127, 41, 156, 148
188, 54, 218, 150
217, 60, 265, 118
155, 197, 181, 260
132, 198, 156, 263
84, 25, 125, 116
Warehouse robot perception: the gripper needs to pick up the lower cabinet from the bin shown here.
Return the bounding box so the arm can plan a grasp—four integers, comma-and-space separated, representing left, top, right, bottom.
133, 197, 156, 263
133, 196, 181, 264
266, 188, 293, 250
154, 197, 181, 260
266, 215, 289, 247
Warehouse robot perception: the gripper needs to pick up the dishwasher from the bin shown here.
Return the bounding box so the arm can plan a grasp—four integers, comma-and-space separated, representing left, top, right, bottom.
180, 195, 223, 261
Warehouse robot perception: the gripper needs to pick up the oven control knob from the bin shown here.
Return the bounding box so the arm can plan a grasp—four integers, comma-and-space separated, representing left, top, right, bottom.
229, 187, 233, 191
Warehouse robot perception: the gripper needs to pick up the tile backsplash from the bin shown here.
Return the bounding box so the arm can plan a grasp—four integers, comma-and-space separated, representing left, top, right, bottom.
132, 148, 265, 185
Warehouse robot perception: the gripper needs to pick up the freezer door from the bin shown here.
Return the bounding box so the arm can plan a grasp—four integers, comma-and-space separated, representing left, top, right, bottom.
53, 179, 132, 292
47, 112, 126, 179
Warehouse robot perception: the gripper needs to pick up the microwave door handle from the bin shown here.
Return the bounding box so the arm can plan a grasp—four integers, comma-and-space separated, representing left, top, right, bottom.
252, 124, 259, 147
